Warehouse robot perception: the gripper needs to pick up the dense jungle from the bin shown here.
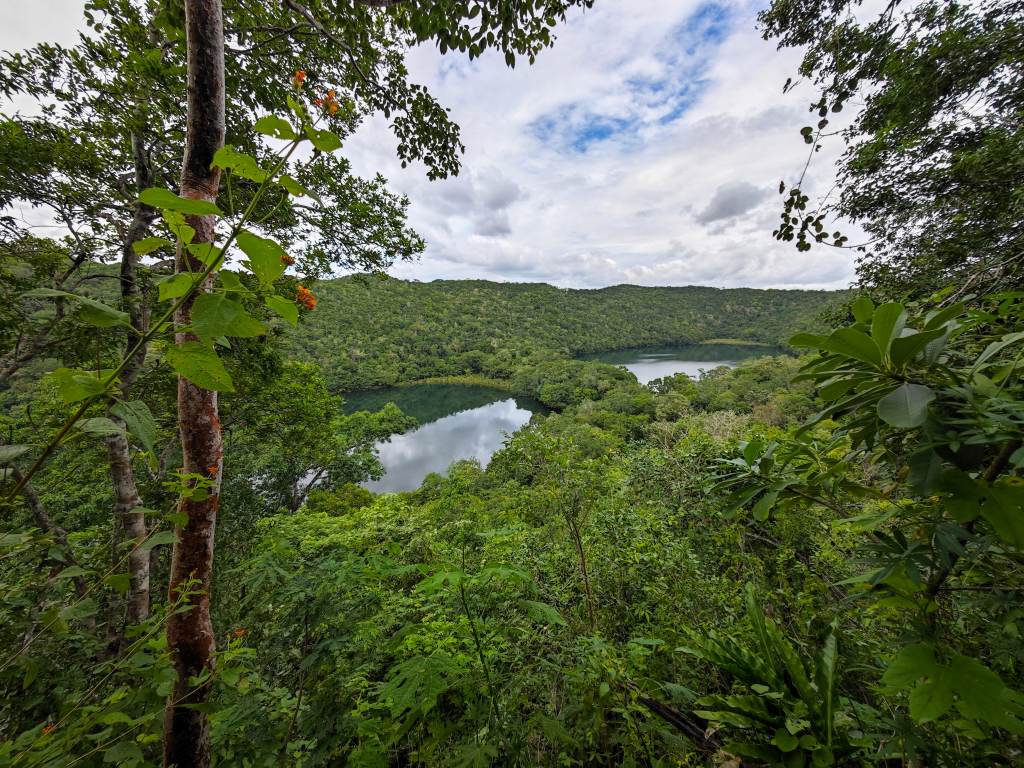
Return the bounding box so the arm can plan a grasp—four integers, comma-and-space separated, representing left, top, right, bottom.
0, 0, 1022, 767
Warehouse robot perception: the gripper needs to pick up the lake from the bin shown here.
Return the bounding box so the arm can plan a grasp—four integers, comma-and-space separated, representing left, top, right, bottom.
343, 384, 547, 493
343, 344, 774, 492
584, 342, 775, 384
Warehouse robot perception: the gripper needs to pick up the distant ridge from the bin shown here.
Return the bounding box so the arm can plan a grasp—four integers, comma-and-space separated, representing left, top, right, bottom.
287, 275, 846, 391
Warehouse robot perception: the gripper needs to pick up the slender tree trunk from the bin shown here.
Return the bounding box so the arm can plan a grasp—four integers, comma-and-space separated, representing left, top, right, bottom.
106, 130, 156, 631
162, 2, 225, 765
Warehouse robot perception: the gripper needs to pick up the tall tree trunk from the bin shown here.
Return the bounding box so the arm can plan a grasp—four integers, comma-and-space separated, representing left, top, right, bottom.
106, 130, 156, 633
162, 2, 225, 766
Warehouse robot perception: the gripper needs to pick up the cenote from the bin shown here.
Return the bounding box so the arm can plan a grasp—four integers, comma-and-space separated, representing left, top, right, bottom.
344, 344, 775, 492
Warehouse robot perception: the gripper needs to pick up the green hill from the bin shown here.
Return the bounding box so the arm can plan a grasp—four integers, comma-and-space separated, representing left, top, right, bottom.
286, 276, 845, 390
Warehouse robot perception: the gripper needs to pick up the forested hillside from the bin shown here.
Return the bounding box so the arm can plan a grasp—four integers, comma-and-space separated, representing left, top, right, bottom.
287, 277, 841, 389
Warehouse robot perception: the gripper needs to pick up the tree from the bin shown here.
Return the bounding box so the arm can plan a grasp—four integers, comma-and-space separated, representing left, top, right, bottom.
763, 0, 1024, 298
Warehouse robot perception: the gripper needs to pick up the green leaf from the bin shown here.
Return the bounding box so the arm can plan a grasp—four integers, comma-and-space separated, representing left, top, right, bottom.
47, 367, 109, 403
24, 288, 129, 328
111, 400, 157, 454
191, 293, 266, 341
253, 114, 298, 140
139, 530, 177, 553
519, 599, 567, 626
851, 296, 874, 323
877, 383, 935, 428
185, 241, 222, 267
277, 174, 310, 197
211, 145, 268, 183
824, 328, 882, 367
870, 302, 907, 357
772, 727, 800, 752
162, 210, 195, 244
304, 125, 342, 152
948, 655, 1024, 733
909, 674, 955, 723
105, 573, 131, 594
132, 236, 173, 255
752, 489, 779, 521
139, 188, 221, 216
158, 273, 198, 302
815, 626, 837, 746
890, 328, 947, 368
882, 643, 938, 688
0, 445, 29, 464
265, 295, 298, 326
165, 341, 235, 392
78, 417, 124, 438
218, 270, 252, 295
236, 229, 287, 287
980, 480, 1024, 549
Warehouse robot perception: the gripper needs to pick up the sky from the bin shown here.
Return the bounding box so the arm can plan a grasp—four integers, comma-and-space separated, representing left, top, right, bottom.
0, 0, 857, 290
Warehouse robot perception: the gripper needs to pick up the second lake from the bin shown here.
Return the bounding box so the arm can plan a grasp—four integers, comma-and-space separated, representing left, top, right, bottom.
343, 344, 775, 492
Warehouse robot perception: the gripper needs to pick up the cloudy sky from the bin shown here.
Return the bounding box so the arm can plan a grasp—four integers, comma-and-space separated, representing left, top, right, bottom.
1, 0, 857, 290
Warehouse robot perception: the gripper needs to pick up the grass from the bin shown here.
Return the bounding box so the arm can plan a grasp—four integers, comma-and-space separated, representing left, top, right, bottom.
396, 374, 517, 391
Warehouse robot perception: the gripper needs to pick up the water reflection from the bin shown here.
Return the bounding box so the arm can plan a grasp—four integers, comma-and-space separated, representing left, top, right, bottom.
343, 384, 545, 493
365, 396, 537, 492
585, 343, 776, 385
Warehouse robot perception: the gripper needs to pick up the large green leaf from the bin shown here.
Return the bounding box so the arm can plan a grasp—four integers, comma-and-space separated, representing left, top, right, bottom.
824, 328, 882, 367
111, 400, 157, 454
948, 655, 1024, 734
881, 643, 938, 688
191, 293, 266, 341
303, 125, 342, 152
78, 417, 124, 438
870, 302, 907, 357
139, 187, 221, 216
211, 145, 269, 183
265, 295, 298, 326
165, 342, 234, 392
253, 114, 298, 140
236, 230, 288, 287
909, 674, 955, 723
980, 480, 1024, 549
158, 273, 199, 302
890, 327, 947, 368
851, 295, 874, 323
24, 288, 129, 328
47, 367, 109, 403
132, 235, 173, 255
877, 383, 934, 428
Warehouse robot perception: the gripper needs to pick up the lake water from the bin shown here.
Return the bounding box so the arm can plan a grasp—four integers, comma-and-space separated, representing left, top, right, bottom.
584, 343, 775, 384
343, 344, 774, 492
343, 384, 546, 493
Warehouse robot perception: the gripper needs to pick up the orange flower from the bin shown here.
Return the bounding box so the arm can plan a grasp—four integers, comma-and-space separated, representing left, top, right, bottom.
207, 465, 218, 476
233, 627, 247, 639
292, 69, 307, 89
296, 285, 317, 311
280, 254, 295, 266
328, 101, 339, 115
42, 724, 55, 735
313, 97, 323, 107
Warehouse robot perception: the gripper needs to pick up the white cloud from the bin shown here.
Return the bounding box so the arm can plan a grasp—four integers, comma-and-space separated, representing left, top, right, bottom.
345, 0, 859, 289
1, 0, 859, 290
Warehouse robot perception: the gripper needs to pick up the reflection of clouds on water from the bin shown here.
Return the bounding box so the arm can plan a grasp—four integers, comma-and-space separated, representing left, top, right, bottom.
366, 398, 532, 493
624, 355, 736, 384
